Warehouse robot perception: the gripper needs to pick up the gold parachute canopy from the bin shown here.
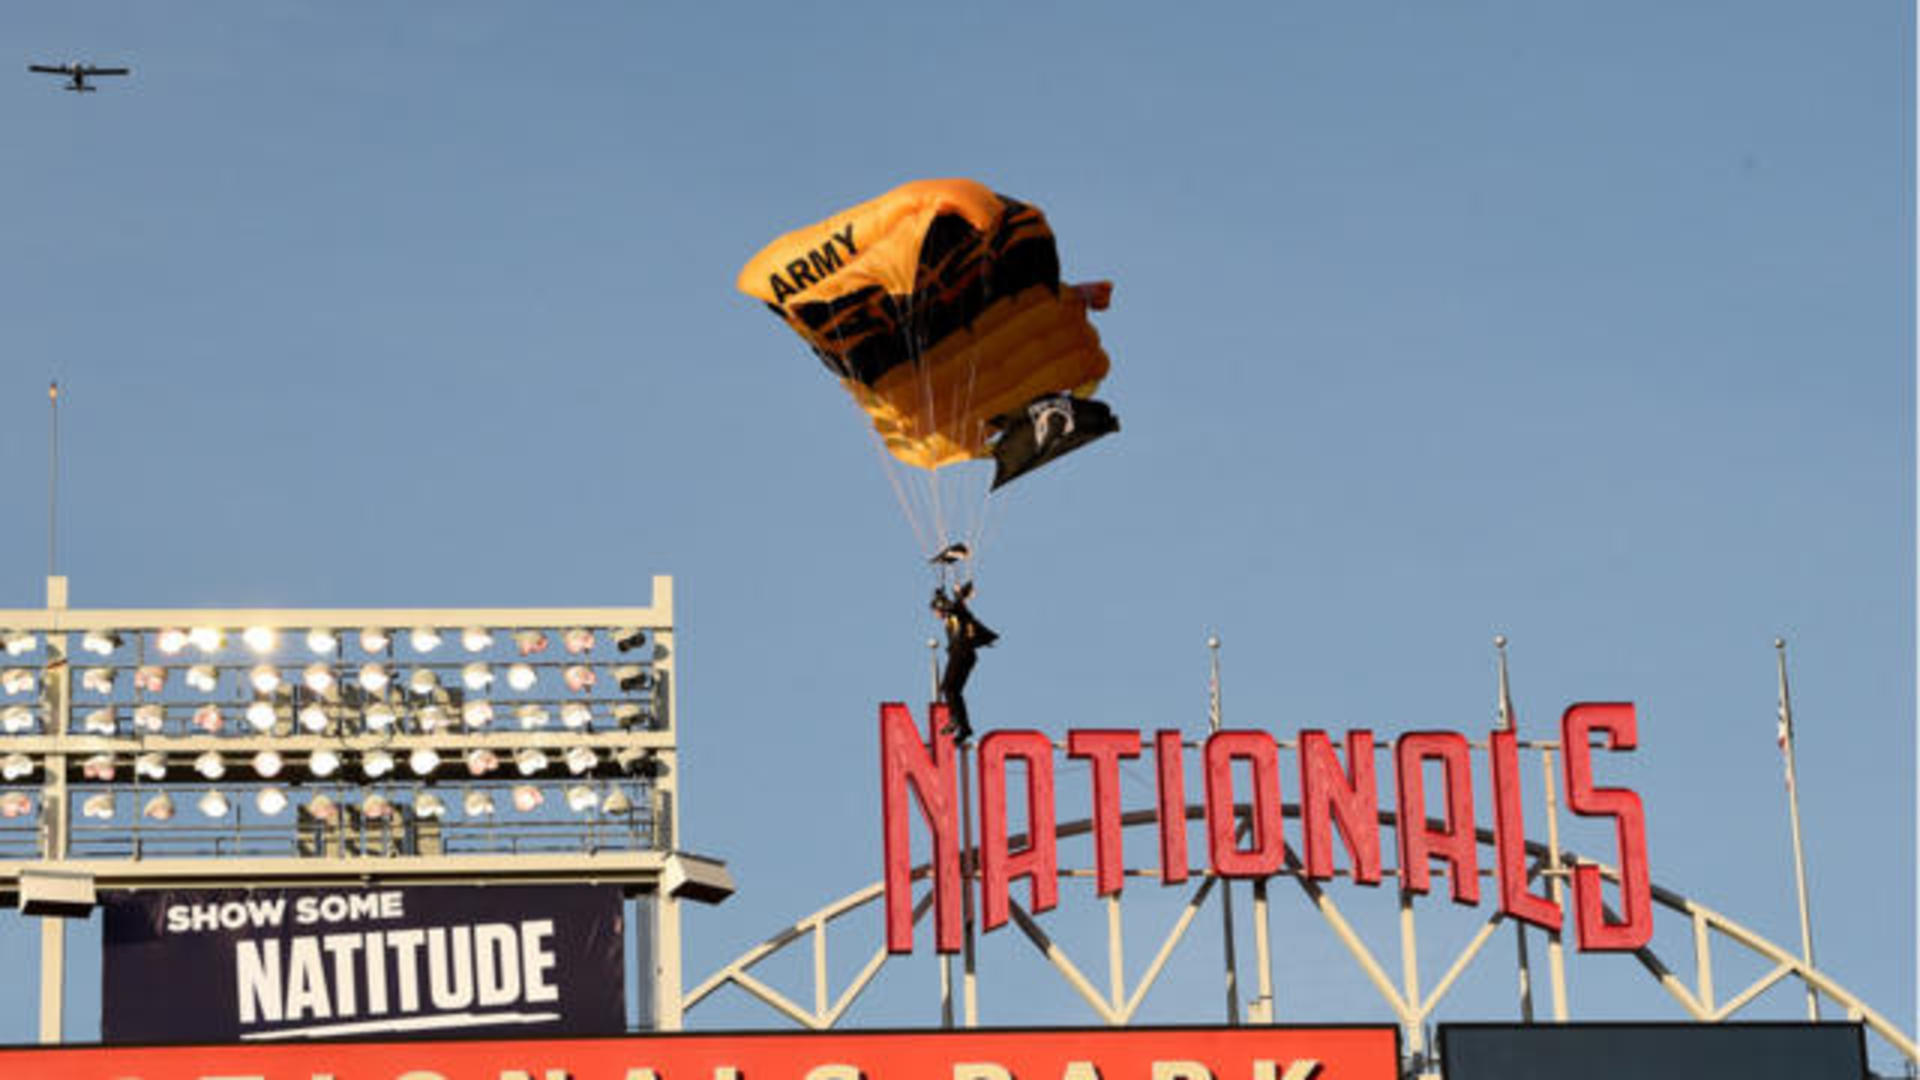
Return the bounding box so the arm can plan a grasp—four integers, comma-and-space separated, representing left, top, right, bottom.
738, 179, 1116, 479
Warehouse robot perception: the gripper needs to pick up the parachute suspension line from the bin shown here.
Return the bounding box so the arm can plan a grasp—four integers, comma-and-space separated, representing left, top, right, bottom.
905, 287, 954, 556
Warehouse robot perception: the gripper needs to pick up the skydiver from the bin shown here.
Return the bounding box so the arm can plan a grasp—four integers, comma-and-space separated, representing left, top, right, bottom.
931, 582, 997, 744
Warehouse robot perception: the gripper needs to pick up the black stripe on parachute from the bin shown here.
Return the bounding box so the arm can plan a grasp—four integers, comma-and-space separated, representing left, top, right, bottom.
785, 203, 1060, 388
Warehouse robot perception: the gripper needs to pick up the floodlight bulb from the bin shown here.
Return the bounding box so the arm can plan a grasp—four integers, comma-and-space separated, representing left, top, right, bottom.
511, 784, 544, 812
81, 630, 121, 656
306, 794, 339, 822
560, 702, 592, 729
309, 749, 340, 778
298, 703, 330, 733
462, 662, 494, 691
0, 792, 33, 818
0, 705, 31, 733
253, 750, 284, 778
363, 794, 393, 820
410, 627, 441, 653
360, 627, 389, 653
515, 704, 550, 730
564, 665, 597, 692
303, 663, 335, 694
198, 790, 230, 818
143, 793, 175, 821
365, 703, 397, 731
249, 664, 281, 695
564, 745, 596, 775
185, 665, 218, 692
506, 663, 537, 692
417, 705, 448, 732
81, 667, 115, 694
415, 792, 447, 819
83, 793, 115, 820
2, 631, 36, 656
513, 630, 548, 655
192, 704, 224, 733
246, 700, 277, 732
157, 628, 188, 655
601, 788, 632, 815
133, 704, 164, 733
358, 663, 390, 693
564, 628, 595, 655
307, 628, 338, 654
82, 753, 115, 781
83, 707, 116, 735
514, 748, 549, 776
134, 752, 165, 781
464, 789, 495, 817
464, 748, 499, 776
133, 665, 165, 693
256, 787, 289, 816
243, 626, 277, 654
1, 753, 34, 781
566, 784, 597, 812
194, 751, 225, 780
409, 747, 441, 776
462, 700, 494, 729
1, 669, 35, 695
409, 668, 439, 696
364, 749, 395, 778
188, 626, 223, 652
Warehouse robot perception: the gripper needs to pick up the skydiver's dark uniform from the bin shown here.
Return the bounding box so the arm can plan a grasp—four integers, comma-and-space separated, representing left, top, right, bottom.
932, 586, 997, 743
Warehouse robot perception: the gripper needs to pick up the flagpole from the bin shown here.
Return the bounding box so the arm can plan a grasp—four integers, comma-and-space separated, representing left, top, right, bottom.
48, 381, 59, 580
1494, 635, 1538, 1023
1209, 635, 1242, 1024
1775, 637, 1820, 1020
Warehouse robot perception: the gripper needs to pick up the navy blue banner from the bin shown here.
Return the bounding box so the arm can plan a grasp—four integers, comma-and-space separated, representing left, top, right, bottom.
103, 885, 625, 1043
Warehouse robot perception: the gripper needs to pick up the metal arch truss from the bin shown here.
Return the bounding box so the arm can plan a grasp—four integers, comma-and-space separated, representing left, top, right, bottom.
687, 804, 1917, 1070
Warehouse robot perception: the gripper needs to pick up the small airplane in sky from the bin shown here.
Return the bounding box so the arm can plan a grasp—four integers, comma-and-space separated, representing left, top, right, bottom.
28, 62, 130, 92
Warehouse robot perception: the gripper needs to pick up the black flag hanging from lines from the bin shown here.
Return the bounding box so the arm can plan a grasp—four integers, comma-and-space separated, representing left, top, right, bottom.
988, 394, 1120, 490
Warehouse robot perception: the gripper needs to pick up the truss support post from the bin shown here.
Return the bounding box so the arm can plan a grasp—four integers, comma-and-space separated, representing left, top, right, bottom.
1515, 922, 1535, 1022
1250, 877, 1274, 1023
1399, 889, 1422, 1057
959, 741, 978, 1027
1540, 747, 1569, 1021
37, 579, 69, 1046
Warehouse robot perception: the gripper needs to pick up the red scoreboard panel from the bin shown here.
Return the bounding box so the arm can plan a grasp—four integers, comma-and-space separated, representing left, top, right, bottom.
0, 1024, 1399, 1080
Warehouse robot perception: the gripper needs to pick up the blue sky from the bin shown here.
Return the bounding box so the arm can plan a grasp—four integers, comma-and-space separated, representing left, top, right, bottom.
0, 1, 1912, 1070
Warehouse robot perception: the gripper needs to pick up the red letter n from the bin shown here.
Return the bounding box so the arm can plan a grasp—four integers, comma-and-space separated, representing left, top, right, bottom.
1298, 729, 1383, 885
880, 702, 960, 953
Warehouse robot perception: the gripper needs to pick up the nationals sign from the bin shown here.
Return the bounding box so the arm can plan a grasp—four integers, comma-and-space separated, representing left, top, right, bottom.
882, 702, 1654, 956
102, 884, 625, 1044
0, 1026, 1400, 1080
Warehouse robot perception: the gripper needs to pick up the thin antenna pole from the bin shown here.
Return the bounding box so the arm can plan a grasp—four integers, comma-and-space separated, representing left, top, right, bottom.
1209, 635, 1242, 1023
47, 381, 59, 579
1775, 637, 1820, 1020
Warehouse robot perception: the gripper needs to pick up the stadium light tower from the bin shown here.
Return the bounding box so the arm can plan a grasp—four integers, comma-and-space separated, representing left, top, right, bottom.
0, 573, 730, 1042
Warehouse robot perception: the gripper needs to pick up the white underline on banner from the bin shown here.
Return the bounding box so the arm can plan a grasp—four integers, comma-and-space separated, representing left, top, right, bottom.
240, 1011, 564, 1041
